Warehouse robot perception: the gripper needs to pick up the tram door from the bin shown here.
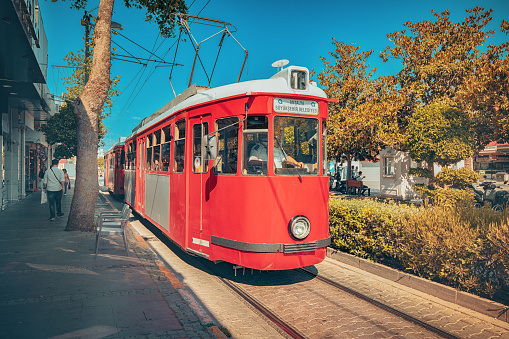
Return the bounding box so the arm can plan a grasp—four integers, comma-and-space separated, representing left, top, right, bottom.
188, 115, 212, 254
135, 138, 145, 215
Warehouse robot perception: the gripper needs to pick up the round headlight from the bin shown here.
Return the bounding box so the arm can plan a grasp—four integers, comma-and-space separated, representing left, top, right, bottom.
289, 215, 311, 240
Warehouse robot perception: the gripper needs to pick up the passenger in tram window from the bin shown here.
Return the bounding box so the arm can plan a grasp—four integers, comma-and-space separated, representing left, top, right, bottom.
245, 134, 268, 175
154, 159, 160, 171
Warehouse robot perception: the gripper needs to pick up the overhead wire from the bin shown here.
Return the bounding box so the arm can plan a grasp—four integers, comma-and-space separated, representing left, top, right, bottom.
109, 0, 214, 129
109, 34, 179, 129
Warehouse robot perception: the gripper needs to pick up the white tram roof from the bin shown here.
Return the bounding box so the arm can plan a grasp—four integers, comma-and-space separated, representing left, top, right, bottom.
105, 141, 125, 154
128, 66, 327, 138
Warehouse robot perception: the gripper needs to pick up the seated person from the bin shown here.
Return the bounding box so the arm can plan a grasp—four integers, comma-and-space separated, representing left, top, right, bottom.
274, 147, 304, 169
248, 141, 304, 169
354, 171, 365, 181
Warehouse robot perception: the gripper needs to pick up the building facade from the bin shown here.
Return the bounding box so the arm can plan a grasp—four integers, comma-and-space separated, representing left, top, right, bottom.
0, 0, 58, 209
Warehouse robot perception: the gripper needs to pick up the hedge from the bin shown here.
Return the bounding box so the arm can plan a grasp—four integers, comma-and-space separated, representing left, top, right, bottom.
329, 197, 509, 303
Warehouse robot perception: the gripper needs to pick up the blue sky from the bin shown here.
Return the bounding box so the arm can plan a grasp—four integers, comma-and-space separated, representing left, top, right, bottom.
38, 0, 509, 153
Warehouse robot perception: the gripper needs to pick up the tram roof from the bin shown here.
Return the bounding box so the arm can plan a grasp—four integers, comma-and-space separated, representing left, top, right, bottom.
127, 66, 327, 138
105, 141, 125, 154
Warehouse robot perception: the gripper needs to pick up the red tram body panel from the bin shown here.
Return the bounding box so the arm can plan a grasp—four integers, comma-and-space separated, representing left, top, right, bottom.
120, 66, 331, 270
104, 142, 125, 196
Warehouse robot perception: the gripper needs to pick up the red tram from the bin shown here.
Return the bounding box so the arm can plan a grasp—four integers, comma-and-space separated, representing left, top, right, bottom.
104, 142, 125, 196
120, 66, 332, 270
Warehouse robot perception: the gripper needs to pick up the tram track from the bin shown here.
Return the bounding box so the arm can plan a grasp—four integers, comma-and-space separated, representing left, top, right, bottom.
218, 276, 307, 339
130, 212, 464, 339
131, 212, 495, 339
298, 267, 460, 339
211, 265, 461, 339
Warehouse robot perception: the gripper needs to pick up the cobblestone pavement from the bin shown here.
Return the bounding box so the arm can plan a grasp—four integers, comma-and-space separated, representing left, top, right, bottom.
0, 189, 226, 338
225, 269, 442, 338
5, 187, 507, 338
314, 258, 509, 339
129, 219, 286, 339
129, 218, 509, 338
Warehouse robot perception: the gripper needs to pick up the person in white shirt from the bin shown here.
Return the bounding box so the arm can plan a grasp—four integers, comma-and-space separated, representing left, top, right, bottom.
248, 141, 303, 170
42, 159, 65, 221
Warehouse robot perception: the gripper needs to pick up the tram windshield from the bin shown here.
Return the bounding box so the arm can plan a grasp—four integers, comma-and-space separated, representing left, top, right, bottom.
273, 116, 319, 175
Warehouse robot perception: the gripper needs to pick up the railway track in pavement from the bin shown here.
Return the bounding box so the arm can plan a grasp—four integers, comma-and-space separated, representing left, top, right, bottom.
212, 266, 459, 339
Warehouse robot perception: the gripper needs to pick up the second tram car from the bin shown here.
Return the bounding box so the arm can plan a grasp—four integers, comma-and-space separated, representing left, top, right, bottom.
104, 142, 125, 196
119, 66, 332, 270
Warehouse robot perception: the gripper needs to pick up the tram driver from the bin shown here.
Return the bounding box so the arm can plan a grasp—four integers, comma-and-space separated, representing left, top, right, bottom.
246, 136, 304, 174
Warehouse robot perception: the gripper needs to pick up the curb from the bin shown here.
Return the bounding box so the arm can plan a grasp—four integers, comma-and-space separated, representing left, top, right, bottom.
327, 248, 509, 324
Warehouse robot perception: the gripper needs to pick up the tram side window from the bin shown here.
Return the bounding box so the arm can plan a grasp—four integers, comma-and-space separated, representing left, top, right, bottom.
126, 144, 131, 170
273, 116, 319, 176
146, 134, 153, 171
242, 116, 268, 176
192, 123, 209, 173
161, 125, 171, 172
322, 120, 327, 174
153, 130, 161, 171
132, 142, 137, 169
174, 119, 186, 173
213, 117, 239, 174
120, 149, 125, 169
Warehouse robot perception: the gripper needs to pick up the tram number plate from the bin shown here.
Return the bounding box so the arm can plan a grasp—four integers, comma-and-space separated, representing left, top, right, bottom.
273, 98, 319, 115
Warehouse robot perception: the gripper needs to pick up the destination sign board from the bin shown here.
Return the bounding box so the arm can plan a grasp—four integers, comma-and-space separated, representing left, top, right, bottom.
273, 98, 319, 115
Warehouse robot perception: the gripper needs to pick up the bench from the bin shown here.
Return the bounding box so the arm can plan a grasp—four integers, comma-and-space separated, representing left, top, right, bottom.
346, 180, 370, 196
95, 204, 131, 256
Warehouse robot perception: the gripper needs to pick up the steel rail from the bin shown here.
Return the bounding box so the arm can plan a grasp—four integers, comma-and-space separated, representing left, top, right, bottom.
217, 276, 307, 339
298, 268, 460, 339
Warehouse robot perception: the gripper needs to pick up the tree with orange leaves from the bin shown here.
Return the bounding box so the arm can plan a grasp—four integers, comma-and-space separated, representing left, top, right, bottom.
317, 39, 403, 179
381, 7, 509, 150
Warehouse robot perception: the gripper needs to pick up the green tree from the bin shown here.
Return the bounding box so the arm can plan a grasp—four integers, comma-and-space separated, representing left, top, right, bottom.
53, 0, 187, 231
435, 167, 479, 189
381, 7, 509, 148
97, 157, 105, 172
41, 49, 115, 160
405, 103, 475, 175
317, 39, 402, 179
40, 101, 107, 159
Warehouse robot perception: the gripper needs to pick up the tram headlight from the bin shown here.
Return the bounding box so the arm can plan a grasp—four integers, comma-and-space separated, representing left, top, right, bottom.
289, 215, 311, 240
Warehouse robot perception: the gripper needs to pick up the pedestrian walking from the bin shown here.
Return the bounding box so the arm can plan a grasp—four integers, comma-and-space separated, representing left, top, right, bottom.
63, 169, 70, 195
42, 159, 65, 221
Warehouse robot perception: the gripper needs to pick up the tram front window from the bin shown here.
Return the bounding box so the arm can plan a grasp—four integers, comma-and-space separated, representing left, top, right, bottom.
273, 116, 319, 175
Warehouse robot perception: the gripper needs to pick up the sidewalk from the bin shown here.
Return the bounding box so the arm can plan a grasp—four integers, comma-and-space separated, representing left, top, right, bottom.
0, 185, 226, 339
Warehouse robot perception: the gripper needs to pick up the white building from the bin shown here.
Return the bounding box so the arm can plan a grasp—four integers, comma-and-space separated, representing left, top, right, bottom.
1, 0, 58, 209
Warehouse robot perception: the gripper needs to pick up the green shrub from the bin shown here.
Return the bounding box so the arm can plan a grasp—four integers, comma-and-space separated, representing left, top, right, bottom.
329, 197, 509, 302
436, 167, 479, 189
329, 198, 418, 267
413, 184, 475, 209
409, 167, 433, 179
400, 206, 509, 298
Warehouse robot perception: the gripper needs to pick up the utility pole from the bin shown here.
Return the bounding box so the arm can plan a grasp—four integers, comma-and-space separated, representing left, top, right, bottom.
81, 11, 91, 84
